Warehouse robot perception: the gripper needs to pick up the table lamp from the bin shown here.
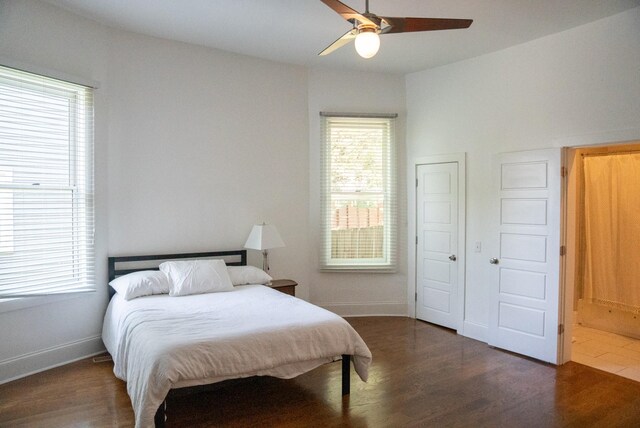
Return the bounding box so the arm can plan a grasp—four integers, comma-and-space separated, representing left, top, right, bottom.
244, 223, 285, 274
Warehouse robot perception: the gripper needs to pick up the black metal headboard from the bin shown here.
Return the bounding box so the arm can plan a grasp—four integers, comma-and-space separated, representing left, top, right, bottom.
107, 250, 247, 297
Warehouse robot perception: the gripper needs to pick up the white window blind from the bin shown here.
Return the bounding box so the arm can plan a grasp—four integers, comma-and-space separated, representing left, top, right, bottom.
320, 113, 397, 271
0, 65, 95, 297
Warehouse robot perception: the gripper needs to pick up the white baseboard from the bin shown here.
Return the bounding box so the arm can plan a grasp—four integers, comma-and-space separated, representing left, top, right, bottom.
319, 302, 408, 317
461, 320, 488, 343
0, 335, 105, 384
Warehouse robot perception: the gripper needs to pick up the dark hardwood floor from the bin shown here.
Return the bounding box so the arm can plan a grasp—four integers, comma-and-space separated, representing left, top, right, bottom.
1, 317, 640, 427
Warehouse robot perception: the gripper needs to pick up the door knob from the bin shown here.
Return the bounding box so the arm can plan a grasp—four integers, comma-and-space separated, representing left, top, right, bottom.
449, 255, 457, 261
489, 258, 499, 264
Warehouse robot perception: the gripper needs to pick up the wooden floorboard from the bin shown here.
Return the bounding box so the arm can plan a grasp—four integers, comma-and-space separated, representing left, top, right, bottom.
1, 317, 640, 427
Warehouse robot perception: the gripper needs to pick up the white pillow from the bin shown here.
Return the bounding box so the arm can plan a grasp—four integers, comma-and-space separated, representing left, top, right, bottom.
160, 259, 234, 296
227, 265, 272, 286
109, 270, 170, 301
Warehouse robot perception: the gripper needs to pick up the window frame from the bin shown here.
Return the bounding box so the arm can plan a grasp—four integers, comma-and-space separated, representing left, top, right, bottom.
320, 112, 397, 272
0, 64, 95, 300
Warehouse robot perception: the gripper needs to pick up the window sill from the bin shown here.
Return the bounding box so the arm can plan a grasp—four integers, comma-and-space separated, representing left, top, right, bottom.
319, 267, 397, 273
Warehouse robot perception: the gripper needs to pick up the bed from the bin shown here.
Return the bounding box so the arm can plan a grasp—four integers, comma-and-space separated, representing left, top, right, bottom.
103, 250, 372, 427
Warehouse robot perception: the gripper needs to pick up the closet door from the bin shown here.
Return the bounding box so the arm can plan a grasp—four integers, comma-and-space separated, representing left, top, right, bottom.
416, 162, 460, 330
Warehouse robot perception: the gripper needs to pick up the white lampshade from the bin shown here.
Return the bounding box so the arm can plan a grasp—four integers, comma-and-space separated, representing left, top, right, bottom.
244, 223, 285, 251
354, 29, 380, 59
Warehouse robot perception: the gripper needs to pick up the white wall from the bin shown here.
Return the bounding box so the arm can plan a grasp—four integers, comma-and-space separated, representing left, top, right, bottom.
0, 0, 110, 383
0, 0, 310, 383
105, 28, 310, 295
307, 68, 408, 316
406, 7, 640, 341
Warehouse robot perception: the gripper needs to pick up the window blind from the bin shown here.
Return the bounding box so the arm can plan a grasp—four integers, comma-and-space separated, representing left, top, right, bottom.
0, 65, 95, 297
320, 113, 397, 271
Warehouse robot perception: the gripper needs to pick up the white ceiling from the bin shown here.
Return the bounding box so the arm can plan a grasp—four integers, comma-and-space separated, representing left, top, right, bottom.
44, 0, 640, 75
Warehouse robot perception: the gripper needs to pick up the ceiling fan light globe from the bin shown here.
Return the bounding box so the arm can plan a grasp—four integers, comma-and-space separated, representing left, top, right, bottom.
354, 30, 380, 59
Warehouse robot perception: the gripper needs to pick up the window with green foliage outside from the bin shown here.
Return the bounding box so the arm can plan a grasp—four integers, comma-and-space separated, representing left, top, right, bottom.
320, 114, 396, 271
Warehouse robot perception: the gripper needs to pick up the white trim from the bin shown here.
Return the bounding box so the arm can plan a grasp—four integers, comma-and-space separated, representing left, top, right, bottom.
560, 147, 571, 364
0, 55, 100, 89
551, 128, 640, 148
408, 153, 466, 334
320, 112, 398, 119
318, 302, 407, 317
461, 321, 488, 342
0, 335, 105, 384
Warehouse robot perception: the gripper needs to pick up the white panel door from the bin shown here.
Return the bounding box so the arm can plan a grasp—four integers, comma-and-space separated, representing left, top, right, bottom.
488, 148, 561, 363
416, 162, 459, 330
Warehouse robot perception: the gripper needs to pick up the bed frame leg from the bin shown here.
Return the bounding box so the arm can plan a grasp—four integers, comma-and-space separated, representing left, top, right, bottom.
341, 354, 350, 396
154, 400, 166, 428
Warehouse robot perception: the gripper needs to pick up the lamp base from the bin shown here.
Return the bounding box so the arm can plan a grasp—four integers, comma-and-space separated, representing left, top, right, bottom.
262, 251, 273, 285
262, 250, 270, 274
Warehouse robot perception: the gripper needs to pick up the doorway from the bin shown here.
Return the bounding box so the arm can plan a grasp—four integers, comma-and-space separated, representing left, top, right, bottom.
564, 142, 640, 382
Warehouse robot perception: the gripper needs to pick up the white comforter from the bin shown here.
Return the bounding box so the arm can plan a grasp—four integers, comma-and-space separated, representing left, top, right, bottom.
102, 284, 372, 427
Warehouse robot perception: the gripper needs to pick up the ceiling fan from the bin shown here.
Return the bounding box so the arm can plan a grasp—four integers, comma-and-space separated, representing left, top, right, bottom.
319, 0, 473, 59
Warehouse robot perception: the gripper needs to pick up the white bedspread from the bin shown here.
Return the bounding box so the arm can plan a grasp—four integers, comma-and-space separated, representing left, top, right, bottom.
102, 284, 372, 427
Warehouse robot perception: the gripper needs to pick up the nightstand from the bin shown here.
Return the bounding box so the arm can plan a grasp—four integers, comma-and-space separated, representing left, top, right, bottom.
268, 279, 297, 296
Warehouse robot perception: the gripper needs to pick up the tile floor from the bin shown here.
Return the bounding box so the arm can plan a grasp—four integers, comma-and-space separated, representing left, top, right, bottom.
572, 324, 640, 382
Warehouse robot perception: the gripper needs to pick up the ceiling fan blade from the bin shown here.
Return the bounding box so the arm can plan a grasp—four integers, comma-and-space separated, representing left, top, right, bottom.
320, 0, 377, 27
380, 17, 473, 34
318, 28, 357, 56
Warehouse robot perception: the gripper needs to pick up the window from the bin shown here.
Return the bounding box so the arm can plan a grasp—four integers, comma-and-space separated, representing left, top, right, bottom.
320, 113, 397, 271
0, 65, 94, 297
